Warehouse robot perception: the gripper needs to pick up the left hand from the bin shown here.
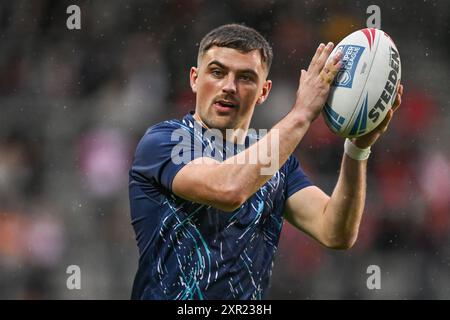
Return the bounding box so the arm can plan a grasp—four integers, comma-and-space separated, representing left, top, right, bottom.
352, 84, 404, 149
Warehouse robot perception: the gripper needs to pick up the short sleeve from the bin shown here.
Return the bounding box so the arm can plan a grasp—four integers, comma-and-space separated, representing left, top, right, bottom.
285, 155, 313, 198
131, 122, 197, 191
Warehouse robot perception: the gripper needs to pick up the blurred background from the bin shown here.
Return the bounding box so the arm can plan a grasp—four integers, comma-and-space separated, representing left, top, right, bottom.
0, 0, 449, 299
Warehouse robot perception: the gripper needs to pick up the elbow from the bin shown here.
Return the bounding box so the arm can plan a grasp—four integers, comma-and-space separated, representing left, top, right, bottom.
323, 233, 358, 250
214, 184, 247, 212
327, 239, 356, 250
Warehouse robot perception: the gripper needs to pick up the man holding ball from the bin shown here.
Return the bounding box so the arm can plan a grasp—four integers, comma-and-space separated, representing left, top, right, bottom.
128, 23, 403, 299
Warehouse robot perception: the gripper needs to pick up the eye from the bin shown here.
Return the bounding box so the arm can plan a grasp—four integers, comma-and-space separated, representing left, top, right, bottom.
239, 74, 255, 83
211, 69, 223, 78
238, 72, 256, 82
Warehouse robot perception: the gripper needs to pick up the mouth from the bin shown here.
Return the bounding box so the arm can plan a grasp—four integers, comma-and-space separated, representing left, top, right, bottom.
213, 99, 239, 112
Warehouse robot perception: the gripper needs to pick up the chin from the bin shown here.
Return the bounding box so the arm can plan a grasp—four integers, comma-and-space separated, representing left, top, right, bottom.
210, 119, 234, 131
203, 114, 232, 129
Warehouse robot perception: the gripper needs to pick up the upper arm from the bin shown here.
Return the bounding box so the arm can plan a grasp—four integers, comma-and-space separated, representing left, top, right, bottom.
131, 124, 192, 191
131, 125, 243, 211
284, 186, 330, 245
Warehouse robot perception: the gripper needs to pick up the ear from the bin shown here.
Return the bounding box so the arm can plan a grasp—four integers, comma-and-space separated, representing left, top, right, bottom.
256, 80, 272, 105
190, 67, 198, 93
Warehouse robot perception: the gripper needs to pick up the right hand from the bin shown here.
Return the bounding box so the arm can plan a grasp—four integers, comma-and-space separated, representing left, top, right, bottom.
293, 42, 342, 123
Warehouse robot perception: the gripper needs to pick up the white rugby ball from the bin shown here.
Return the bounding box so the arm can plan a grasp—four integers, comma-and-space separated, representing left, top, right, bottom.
323, 28, 401, 138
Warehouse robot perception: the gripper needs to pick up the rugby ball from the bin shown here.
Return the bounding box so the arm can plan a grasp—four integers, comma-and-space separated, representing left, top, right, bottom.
323, 28, 401, 138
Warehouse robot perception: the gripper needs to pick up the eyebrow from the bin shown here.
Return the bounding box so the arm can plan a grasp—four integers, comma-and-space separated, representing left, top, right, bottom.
207, 60, 259, 80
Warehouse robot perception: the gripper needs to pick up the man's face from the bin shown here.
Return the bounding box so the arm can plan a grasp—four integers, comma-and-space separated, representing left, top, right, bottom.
190, 46, 272, 133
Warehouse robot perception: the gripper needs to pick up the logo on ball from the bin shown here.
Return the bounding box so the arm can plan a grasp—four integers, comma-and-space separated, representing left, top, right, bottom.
335, 70, 351, 86
332, 45, 365, 89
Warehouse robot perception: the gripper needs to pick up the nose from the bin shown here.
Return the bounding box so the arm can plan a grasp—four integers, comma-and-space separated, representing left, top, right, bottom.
222, 74, 237, 94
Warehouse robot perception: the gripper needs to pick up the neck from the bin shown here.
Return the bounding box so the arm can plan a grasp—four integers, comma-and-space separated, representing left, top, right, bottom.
192, 113, 248, 145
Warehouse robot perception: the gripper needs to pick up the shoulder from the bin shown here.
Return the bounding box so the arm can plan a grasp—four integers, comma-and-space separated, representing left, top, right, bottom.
146, 118, 188, 136
136, 118, 191, 150
283, 154, 301, 171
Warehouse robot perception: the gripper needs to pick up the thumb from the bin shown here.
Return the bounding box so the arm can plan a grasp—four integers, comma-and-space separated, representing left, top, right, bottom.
299, 69, 306, 85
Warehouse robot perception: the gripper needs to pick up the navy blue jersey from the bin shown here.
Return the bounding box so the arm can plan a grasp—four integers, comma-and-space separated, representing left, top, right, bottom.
129, 112, 312, 300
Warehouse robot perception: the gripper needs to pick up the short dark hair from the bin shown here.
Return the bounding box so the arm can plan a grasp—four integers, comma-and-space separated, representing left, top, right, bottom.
198, 24, 273, 73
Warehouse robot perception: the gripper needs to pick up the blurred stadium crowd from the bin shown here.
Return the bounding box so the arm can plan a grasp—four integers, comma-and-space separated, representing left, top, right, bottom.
0, 0, 449, 299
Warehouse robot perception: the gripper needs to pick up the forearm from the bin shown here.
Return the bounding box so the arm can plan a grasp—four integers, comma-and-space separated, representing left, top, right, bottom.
322, 153, 367, 248
173, 42, 342, 210
223, 111, 309, 197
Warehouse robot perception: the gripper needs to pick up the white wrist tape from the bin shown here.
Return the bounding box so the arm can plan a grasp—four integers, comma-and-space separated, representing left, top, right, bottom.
344, 138, 371, 160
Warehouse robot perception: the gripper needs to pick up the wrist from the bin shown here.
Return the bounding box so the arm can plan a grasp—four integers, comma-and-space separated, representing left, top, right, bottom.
351, 137, 370, 149
289, 109, 314, 128
344, 138, 371, 161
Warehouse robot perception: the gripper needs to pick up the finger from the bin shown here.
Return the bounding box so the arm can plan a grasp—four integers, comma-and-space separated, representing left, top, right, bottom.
327, 66, 340, 83
314, 42, 334, 73
325, 52, 342, 81
332, 49, 343, 65
392, 83, 403, 111
299, 69, 306, 85
319, 69, 336, 84
307, 43, 326, 72
324, 51, 342, 71
392, 92, 402, 111
378, 109, 394, 133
